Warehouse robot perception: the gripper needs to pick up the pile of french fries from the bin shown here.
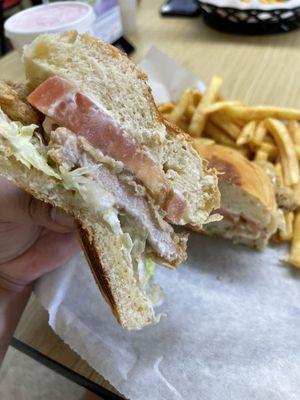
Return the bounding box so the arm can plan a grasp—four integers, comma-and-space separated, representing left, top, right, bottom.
158, 75, 300, 268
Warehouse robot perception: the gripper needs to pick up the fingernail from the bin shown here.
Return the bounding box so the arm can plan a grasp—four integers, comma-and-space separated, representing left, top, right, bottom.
51, 208, 76, 229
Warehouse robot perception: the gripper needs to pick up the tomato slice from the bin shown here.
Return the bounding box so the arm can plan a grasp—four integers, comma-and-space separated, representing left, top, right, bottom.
28, 76, 186, 223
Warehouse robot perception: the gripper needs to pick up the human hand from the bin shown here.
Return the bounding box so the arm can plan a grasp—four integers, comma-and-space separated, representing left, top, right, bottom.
0, 177, 80, 290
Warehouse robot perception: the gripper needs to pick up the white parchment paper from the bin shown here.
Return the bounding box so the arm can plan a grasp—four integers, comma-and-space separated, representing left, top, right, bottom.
34, 47, 300, 400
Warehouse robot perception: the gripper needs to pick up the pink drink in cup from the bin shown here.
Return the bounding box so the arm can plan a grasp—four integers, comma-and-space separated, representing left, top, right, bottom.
5, 2, 95, 53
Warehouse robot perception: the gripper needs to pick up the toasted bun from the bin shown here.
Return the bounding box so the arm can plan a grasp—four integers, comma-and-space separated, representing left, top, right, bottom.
193, 142, 279, 248
23, 31, 220, 229
194, 143, 276, 212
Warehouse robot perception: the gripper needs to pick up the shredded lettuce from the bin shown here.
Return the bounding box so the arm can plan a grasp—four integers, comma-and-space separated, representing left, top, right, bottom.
0, 110, 60, 178
60, 166, 113, 207
119, 215, 162, 310
145, 258, 156, 281
119, 215, 158, 284
123, 226, 163, 308
102, 210, 122, 235
148, 284, 165, 307
136, 255, 163, 307
0, 112, 121, 233
60, 166, 122, 233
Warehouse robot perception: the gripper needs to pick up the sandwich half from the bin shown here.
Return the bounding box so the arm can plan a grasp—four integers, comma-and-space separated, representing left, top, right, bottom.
0, 32, 220, 329
193, 142, 281, 249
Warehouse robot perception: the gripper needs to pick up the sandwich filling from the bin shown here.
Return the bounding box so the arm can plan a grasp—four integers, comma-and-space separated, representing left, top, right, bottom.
212, 208, 266, 237
27, 76, 187, 224
0, 108, 186, 310
207, 202, 282, 248
48, 127, 184, 263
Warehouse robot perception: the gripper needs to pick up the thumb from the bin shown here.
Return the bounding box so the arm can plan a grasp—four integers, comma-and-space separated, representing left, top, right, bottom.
0, 178, 76, 232
26, 197, 76, 233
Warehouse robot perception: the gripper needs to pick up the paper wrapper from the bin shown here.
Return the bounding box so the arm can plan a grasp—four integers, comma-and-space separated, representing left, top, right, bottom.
35, 47, 300, 400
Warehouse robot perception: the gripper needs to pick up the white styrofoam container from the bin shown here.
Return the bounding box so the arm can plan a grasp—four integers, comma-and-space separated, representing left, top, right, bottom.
4, 1, 95, 54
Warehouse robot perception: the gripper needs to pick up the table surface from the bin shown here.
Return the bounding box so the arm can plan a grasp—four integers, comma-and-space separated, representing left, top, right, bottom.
1, 0, 300, 396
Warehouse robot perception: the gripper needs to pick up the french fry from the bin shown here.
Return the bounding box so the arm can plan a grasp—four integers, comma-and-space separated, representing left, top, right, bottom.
294, 145, 300, 162
287, 120, 300, 145
286, 212, 295, 241
158, 102, 175, 115
168, 88, 193, 124
278, 212, 294, 241
210, 113, 241, 139
236, 121, 256, 146
162, 113, 172, 122
204, 121, 236, 147
293, 181, 300, 210
265, 118, 299, 186
259, 142, 278, 161
233, 118, 246, 129
263, 135, 275, 145
185, 89, 203, 120
191, 88, 202, 105
189, 75, 223, 137
288, 210, 300, 268
193, 137, 216, 147
271, 232, 280, 243
236, 147, 251, 158
175, 119, 190, 132
192, 138, 215, 154
222, 105, 300, 122
186, 104, 196, 120
252, 120, 267, 145
201, 101, 243, 115
275, 162, 284, 186
254, 149, 269, 162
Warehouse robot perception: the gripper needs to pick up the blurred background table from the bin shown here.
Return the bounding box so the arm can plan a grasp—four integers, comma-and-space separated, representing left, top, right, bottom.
1, 0, 300, 397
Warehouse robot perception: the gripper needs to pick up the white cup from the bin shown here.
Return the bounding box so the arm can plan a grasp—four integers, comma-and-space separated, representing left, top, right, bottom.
4, 1, 96, 54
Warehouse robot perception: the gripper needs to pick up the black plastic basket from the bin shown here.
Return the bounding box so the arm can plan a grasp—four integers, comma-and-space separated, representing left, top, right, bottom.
199, 1, 300, 34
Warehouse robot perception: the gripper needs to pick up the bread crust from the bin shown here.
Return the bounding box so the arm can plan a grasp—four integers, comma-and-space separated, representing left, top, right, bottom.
0, 80, 41, 126
77, 224, 121, 324
194, 143, 277, 213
